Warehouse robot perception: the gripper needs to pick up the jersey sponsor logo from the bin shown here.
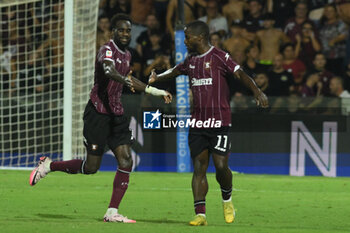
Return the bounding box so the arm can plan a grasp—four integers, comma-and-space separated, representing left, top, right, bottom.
189, 64, 195, 69
106, 50, 112, 58
191, 77, 212, 86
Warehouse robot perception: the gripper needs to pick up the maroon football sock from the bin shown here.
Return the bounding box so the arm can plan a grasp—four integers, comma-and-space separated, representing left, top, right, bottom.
108, 167, 132, 209
194, 200, 206, 215
50, 159, 83, 174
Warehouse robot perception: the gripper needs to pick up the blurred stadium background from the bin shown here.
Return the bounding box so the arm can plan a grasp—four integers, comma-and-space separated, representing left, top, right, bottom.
1, 0, 350, 176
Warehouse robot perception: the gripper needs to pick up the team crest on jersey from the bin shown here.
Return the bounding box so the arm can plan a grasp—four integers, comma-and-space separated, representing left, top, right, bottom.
204, 62, 211, 69
106, 50, 112, 58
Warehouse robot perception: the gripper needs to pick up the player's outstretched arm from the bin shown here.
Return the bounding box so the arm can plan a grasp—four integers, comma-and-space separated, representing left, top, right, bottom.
235, 68, 269, 108
148, 67, 182, 85
127, 71, 173, 104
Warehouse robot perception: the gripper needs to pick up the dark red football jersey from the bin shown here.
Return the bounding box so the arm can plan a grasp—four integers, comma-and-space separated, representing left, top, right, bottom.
176, 46, 240, 127
90, 40, 131, 115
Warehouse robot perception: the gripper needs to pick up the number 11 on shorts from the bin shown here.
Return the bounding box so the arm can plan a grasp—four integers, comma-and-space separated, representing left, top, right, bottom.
215, 135, 228, 152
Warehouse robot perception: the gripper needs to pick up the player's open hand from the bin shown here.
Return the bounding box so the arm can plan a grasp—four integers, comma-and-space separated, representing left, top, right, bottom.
254, 91, 268, 108
148, 69, 157, 84
127, 70, 135, 92
163, 91, 172, 104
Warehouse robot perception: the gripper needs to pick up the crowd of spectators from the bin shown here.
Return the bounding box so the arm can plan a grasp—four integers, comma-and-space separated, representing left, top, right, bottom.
1, 0, 350, 114
96, 0, 350, 114
1, 0, 65, 97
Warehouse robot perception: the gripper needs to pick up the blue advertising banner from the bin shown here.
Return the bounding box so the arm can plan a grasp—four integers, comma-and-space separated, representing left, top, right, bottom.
174, 29, 191, 172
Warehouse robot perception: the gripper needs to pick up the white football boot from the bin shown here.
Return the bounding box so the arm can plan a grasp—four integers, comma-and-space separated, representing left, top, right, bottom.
29, 156, 51, 186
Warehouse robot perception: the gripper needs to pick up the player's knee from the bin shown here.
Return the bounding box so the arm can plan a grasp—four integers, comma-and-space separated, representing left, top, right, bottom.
118, 156, 133, 169
215, 162, 229, 173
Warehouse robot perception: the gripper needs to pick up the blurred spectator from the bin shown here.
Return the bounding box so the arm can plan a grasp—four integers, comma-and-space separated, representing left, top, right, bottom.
329, 76, 350, 114
268, 54, 294, 96
319, 4, 348, 75
335, 0, 350, 25
242, 0, 264, 41
128, 47, 142, 80
130, 0, 153, 25
254, 72, 273, 96
281, 43, 306, 85
223, 20, 250, 64
136, 14, 171, 57
308, 0, 328, 24
222, 0, 246, 26
294, 21, 321, 69
154, 0, 170, 31
198, 0, 228, 36
242, 44, 267, 76
300, 72, 323, 111
300, 72, 322, 97
286, 91, 302, 113
32, 15, 64, 94
307, 52, 334, 96
256, 13, 290, 66
104, 0, 131, 19
129, 0, 153, 48
0, 40, 14, 94
209, 32, 223, 49
343, 61, 350, 91
98, 0, 108, 17
284, 1, 317, 43
330, 76, 350, 97
141, 29, 175, 93
96, 14, 111, 52
166, 0, 207, 39
266, 0, 296, 29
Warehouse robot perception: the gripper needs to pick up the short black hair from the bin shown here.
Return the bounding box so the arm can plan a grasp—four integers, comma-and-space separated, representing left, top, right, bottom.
280, 42, 294, 53
185, 20, 209, 40
110, 13, 132, 30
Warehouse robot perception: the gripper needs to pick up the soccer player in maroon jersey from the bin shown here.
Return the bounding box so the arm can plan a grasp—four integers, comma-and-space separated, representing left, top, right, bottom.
149, 20, 268, 226
29, 14, 172, 223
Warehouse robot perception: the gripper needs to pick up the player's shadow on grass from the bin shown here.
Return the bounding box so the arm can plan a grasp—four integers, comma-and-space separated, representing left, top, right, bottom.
136, 218, 187, 225
36, 213, 73, 219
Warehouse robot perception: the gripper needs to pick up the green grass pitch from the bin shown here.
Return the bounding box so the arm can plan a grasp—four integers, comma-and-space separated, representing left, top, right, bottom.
0, 170, 349, 233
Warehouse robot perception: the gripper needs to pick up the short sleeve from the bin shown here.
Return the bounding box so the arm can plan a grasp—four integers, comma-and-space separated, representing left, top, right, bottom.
221, 52, 240, 74
97, 45, 114, 64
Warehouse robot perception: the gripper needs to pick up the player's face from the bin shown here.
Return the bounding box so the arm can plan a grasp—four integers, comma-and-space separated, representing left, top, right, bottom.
113, 20, 131, 48
184, 29, 200, 53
